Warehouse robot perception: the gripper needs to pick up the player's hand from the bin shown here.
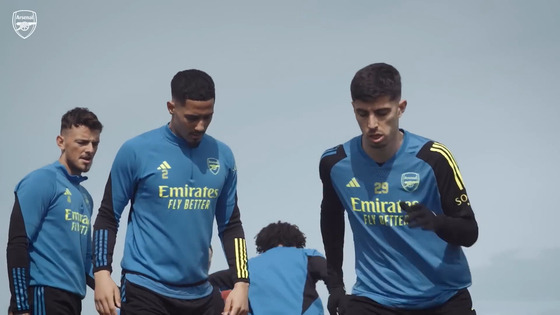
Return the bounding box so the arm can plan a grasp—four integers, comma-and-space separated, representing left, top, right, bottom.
94, 270, 121, 315
327, 287, 347, 315
222, 281, 249, 315
400, 202, 442, 231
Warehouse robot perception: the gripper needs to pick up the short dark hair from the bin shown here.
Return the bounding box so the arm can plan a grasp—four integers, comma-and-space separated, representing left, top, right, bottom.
350, 63, 401, 102
171, 69, 215, 104
255, 221, 306, 254
60, 107, 103, 133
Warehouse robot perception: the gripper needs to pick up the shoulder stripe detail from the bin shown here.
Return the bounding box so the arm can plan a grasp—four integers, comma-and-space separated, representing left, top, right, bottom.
234, 238, 248, 279
430, 143, 465, 190
321, 146, 340, 159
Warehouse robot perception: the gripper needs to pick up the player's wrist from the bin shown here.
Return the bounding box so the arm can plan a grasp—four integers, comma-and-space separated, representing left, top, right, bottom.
328, 286, 346, 295
94, 270, 112, 280
233, 281, 249, 289
433, 213, 446, 231
93, 264, 113, 273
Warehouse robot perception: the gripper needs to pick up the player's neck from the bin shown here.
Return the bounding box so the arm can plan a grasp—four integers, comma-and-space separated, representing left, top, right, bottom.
363, 131, 404, 164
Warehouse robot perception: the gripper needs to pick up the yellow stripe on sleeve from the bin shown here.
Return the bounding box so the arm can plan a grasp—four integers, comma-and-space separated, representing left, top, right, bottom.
234, 238, 249, 279
430, 143, 465, 191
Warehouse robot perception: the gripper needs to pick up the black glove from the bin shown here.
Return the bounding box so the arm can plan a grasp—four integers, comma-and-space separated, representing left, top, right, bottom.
327, 287, 347, 315
400, 202, 443, 231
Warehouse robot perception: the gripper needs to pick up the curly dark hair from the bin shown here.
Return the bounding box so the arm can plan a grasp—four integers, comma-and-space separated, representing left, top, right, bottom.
255, 221, 306, 254
60, 107, 103, 133
350, 62, 401, 103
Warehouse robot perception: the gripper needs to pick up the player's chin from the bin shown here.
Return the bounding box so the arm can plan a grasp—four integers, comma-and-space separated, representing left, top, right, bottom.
187, 138, 202, 147
80, 163, 92, 173
369, 141, 387, 149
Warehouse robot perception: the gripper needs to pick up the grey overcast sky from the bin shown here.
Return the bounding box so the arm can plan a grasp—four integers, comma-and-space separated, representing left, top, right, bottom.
1, 1, 559, 314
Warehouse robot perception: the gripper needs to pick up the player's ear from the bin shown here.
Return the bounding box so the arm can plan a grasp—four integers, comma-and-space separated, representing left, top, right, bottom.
398, 99, 407, 117
167, 101, 175, 115
56, 134, 65, 150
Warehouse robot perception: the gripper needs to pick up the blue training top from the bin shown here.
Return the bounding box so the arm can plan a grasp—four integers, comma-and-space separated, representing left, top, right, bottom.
320, 130, 475, 309
7, 161, 94, 312
209, 247, 328, 315
93, 125, 248, 299
248, 247, 326, 315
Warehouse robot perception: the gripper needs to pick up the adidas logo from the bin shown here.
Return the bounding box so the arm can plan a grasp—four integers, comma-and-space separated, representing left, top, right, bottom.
157, 161, 171, 179
157, 161, 171, 171
346, 178, 360, 188
64, 188, 72, 202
